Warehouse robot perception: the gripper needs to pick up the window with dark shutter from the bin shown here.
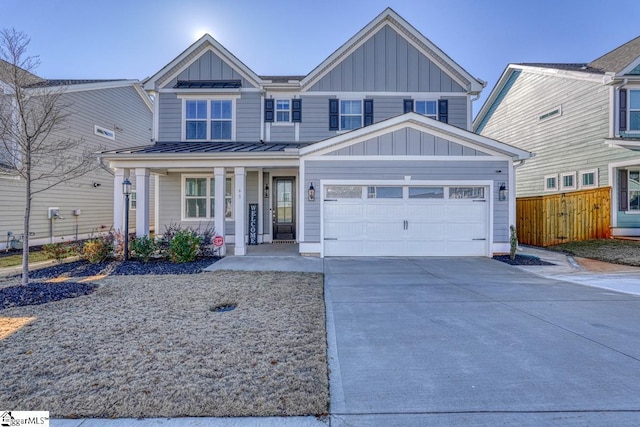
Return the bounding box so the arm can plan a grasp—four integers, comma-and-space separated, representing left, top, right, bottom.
329, 99, 339, 130
292, 99, 302, 123
620, 89, 627, 132
264, 99, 274, 123
619, 169, 629, 210
438, 99, 448, 123
403, 99, 414, 114
364, 99, 374, 126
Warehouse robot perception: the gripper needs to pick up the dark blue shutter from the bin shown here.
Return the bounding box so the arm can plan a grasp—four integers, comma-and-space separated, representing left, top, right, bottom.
620, 89, 627, 132
292, 99, 302, 123
264, 99, 274, 122
364, 99, 374, 126
329, 99, 339, 130
438, 99, 448, 123
403, 99, 414, 114
619, 169, 629, 210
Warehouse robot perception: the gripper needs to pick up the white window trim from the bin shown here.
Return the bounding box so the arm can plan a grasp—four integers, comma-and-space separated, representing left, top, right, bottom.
180, 95, 239, 142
273, 99, 293, 125
579, 169, 598, 189
560, 172, 577, 191
339, 99, 363, 131
629, 169, 640, 212
628, 89, 640, 133
130, 190, 137, 211
544, 174, 558, 192
414, 99, 438, 119
95, 125, 115, 140
181, 174, 234, 221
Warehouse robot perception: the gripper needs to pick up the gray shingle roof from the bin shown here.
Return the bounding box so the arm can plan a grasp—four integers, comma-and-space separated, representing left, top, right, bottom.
588, 35, 640, 74
26, 79, 126, 88
101, 141, 312, 155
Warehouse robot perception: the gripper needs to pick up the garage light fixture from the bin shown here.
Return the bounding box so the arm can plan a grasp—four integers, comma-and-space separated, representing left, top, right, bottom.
498, 182, 507, 201
308, 182, 315, 201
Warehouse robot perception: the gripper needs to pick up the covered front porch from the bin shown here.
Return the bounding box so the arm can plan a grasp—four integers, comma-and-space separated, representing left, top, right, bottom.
101, 142, 309, 256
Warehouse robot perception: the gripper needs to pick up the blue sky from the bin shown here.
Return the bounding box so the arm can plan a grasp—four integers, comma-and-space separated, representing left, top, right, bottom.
3, 0, 640, 112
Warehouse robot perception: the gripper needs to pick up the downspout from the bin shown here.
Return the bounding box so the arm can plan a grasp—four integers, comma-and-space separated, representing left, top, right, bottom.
260, 91, 265, 142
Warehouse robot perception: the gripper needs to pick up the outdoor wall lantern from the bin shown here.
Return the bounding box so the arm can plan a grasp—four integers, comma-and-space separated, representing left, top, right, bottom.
122, 178, 132, 261
498, 182, 507, 201
308, 182, 315, 201
264, 183, 269, 199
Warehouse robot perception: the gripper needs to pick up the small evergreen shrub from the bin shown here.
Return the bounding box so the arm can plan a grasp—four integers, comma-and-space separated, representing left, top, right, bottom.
42, 242, 78, 262
82, 238, 113, 264
130, 235, 157, 262
168, 229, 203, 263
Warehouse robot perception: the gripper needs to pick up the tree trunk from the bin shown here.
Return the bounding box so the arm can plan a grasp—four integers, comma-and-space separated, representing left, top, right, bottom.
21, 160, 31, 286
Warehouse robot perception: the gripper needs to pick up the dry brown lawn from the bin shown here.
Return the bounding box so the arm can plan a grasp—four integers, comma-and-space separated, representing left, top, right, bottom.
0, 271, 328, 418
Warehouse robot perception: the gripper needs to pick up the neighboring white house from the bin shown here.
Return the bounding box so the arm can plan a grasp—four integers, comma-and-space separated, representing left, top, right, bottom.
0, 68, 155, 250
100, 8, 531, 257
474, 35, 640, 237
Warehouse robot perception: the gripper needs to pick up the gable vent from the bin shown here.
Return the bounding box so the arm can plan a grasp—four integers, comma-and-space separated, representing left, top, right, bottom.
174, 80, 242, 89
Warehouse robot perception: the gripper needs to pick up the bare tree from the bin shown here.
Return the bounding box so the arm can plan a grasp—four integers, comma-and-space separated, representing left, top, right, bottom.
0, 28, 95, 286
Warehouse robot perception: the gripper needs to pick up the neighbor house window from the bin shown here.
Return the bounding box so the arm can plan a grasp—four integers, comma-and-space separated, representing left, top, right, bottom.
275, 100, 290, 123
560, 172, 576, 190
580, 169, 598, 189
544, 174, 558, 191
630, 90, 640, 131
184, 99, 234, 141
629, 170, 640, 211
94, 125, 115, 140
184, 176, 233, 219
414, 100, 437, 119
130, 191, 137, 210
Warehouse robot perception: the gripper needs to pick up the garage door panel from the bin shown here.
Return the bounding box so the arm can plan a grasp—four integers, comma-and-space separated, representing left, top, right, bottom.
323, 184, 489, 257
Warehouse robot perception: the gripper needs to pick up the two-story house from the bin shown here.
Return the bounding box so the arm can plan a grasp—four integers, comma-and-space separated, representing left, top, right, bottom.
474, 35, 640, 238
1, 62, 154, 250
101, 8, 531, 258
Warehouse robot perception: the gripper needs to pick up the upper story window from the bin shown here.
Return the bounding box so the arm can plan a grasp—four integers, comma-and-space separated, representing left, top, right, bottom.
414, 100, 437, 119
619, 89, 640, 133
329, 99, 373, 131
184, 99, 234, 141
276, 100, 290, 122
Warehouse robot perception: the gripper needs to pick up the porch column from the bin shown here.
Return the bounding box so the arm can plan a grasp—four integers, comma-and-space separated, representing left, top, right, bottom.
234, 167, 246, 256
214, 167, 227, 256
135, 168, 150, 237
113, 168, 129, 232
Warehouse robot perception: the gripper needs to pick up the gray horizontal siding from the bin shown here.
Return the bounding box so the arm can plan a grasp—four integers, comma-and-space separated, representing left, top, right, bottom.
303, 159, 510, 244
0, 85, 154, 245
236, 92, 261, 141
445, 96, 468, 130
308, 25, 465, 93
325, 128, 484, 156
158, 92, 181, 141
299, 96, 334, 142
269, 124, 296, 142
477, 71, 640, 197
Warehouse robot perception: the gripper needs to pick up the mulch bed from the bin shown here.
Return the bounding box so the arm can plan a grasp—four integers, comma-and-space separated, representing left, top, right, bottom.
493, 254, 555, 266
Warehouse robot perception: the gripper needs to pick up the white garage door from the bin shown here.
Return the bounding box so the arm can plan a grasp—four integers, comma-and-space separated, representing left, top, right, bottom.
323, 185, 489, 257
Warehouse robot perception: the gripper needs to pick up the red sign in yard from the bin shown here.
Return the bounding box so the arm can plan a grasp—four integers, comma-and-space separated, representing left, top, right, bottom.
213, 235, 224, 247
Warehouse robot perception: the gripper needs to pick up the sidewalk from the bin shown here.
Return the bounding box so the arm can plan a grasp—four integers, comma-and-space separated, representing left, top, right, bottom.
515, 245, 640, 296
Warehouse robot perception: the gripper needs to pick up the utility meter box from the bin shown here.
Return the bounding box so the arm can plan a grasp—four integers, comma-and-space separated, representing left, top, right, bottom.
72, 209, 82, 216
48, 207, 60, 219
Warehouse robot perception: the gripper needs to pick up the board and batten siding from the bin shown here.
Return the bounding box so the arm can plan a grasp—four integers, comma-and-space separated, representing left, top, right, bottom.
324, 128, 486, 156
308, 25, 464, 93
302, 159, 510, 244
0, 84, 154, 247
477, 71, 640, 197
164, 50, 256, 89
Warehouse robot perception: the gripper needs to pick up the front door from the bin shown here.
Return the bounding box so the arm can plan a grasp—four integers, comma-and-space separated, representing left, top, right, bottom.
273, 177, 296, 240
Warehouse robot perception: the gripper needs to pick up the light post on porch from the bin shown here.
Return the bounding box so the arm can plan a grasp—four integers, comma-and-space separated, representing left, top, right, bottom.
122, 178, 132, 261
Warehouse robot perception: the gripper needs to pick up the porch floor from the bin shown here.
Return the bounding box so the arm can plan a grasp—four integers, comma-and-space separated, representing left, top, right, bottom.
229, 243, 300, 256
206, 243, 323, 273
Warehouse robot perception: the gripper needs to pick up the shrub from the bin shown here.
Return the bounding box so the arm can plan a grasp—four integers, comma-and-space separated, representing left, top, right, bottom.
168, 229, 203, 263
42, 242, 78, 262
130, 235, 157, 262
82, 238, 112, 264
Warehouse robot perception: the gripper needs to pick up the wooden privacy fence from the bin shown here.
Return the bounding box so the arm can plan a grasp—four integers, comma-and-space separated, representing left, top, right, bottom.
516, 187, 611, 247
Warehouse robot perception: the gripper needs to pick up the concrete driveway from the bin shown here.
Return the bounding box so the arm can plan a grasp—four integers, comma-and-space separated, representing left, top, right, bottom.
324, 257, 640, 426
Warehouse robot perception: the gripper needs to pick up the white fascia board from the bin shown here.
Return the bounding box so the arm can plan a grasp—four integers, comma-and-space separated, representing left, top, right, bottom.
301, 91, 466, 98
619, 56, 640, 76
474, 65, 514, 131
300, 112, 532, 160
605, 139, 640, 150
28, 79, 142, 93
106, 157, 300, 170
304, 155, 514, 162
300, 8, 482, 94
144, 35, 264, 91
